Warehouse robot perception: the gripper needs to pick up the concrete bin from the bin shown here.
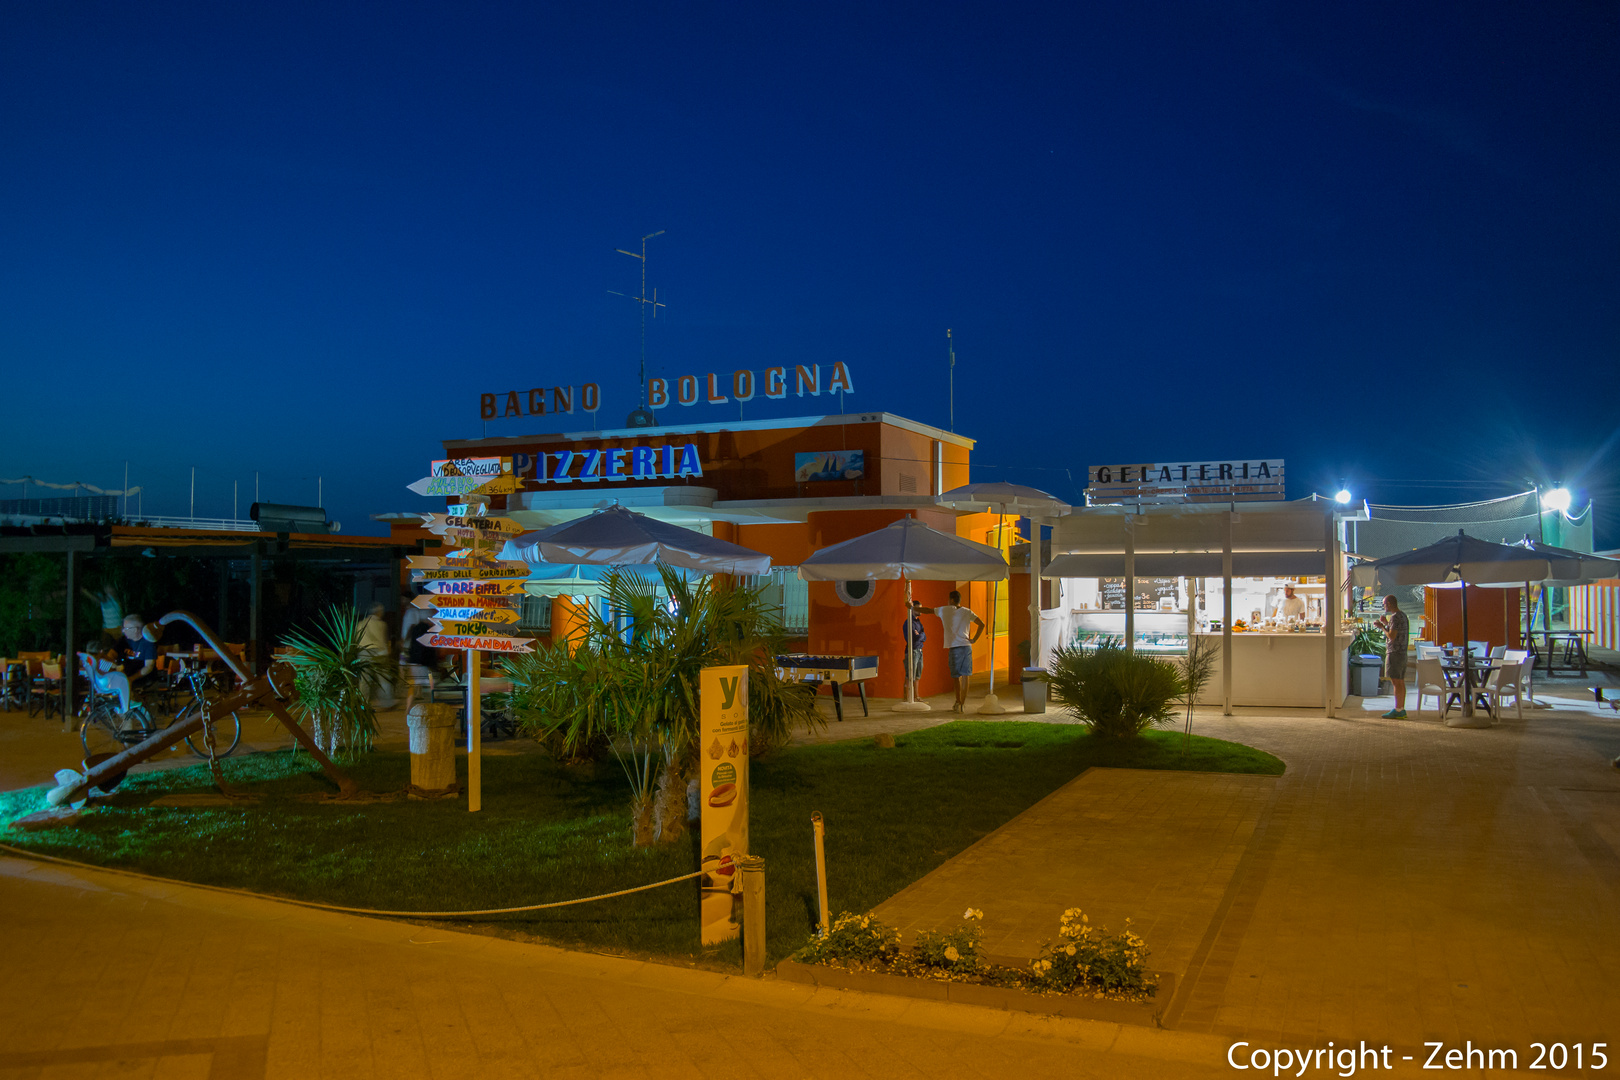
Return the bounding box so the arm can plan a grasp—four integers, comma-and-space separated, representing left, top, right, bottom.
1022, 669, 1047, 714
406, 703, 459, 796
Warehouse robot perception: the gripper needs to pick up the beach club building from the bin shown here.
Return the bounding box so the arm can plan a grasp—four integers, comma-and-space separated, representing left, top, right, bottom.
397, 411, 1006, 701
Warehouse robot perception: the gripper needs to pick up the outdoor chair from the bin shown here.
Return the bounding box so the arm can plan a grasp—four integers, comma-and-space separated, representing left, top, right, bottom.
1467, 640, 1489, 660
29, 661, 64, 721
1490, 645, 1506, 662
1416, 646, 1442, 661
1481, 662, 1525, 720
1415, 658, 1453, 720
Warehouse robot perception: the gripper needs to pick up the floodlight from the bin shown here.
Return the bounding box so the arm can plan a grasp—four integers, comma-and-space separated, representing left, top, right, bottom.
1334, 488, 1352, 504
1541, 486, 1571, 513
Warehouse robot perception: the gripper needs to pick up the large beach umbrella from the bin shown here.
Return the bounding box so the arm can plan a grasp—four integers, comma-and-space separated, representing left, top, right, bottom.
1515, 538, 1620, 587
500, 504, 772, 576
799, 517, 1008, 711
936, 482, 1072, 713
1349, 531, 1560, 720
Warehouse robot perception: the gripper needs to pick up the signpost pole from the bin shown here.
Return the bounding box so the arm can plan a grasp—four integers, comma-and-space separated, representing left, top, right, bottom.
467, 647, 481, 812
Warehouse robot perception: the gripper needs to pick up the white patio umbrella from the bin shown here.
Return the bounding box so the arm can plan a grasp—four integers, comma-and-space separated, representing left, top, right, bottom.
1349, 531, 1561, 721
499, 504, 772, 576
936, 482, 1072, 713
798, 516, 1008, 712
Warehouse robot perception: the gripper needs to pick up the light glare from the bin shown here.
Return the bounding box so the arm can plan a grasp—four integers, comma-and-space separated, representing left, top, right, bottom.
1541, 486, 1572, 512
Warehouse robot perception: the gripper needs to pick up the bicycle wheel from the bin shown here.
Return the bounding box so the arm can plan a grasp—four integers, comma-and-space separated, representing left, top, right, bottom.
184, 710, 242, 758
79, 704, 125, 759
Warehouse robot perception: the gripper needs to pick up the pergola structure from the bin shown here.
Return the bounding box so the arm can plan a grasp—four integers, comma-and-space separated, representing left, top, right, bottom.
0, 524, 433, 717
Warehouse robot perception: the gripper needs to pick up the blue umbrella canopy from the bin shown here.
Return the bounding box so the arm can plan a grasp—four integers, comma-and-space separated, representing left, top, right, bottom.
500, 504, 772, 576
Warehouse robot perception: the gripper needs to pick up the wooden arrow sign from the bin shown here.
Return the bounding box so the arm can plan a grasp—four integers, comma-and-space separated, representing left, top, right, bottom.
421, 579, 527, 596
407, 475, 522, 497
411, 566, 529, 582
422, 514, 525, 535
412, 592, 518, 610
424, 605, 521, 623
430, 457, 511, 478
417, 632, 535, 653
429, 619, 518, 637
408, 555, 528, 571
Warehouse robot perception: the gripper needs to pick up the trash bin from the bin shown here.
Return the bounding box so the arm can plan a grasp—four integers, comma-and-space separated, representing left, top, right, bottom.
1022, 668, 1047, 714
1349, 654, 1383, 697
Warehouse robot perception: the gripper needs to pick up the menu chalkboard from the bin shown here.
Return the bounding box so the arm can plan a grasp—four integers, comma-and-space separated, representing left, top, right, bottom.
1099, 577, 1183, 611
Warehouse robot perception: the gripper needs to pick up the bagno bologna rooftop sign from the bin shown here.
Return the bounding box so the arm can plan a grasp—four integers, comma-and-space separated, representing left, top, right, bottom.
478, 363, 855, 421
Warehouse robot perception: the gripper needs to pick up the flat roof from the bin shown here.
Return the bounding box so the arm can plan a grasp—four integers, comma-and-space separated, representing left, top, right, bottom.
444, 411, 976, 452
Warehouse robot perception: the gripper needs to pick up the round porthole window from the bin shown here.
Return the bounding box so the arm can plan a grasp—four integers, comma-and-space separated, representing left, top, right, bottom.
835, 579, 876, 606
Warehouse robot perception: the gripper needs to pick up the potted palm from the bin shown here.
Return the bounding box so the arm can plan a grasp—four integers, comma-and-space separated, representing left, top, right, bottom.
280, 603, 397, 759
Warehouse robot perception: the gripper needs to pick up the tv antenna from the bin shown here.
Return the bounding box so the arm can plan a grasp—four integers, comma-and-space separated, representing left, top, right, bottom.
608, 230, 666, 420
947, 328, 956, 433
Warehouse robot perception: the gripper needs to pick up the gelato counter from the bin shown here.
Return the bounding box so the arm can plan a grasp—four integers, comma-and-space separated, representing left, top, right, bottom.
1193, 631, 1351, 709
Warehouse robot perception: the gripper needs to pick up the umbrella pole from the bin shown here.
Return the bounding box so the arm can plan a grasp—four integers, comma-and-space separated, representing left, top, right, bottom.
894, 577, 930, 713
978, 511, 1007, 714
1460, 580, 1473, 718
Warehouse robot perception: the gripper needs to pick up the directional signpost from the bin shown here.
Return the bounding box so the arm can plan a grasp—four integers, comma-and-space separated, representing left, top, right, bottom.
407, 458, 533, 813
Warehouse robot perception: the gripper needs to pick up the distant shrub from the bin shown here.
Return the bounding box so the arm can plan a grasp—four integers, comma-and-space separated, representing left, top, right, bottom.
1044, 643, 1185, 738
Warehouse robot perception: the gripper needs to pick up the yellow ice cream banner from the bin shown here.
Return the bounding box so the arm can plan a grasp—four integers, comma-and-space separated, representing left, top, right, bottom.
699, 664, 750, 946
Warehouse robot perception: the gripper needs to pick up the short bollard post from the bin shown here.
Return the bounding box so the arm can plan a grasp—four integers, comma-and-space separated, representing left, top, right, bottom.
737, 854, 766, 976
810, 811, 830, 937
406, 703, 459, 797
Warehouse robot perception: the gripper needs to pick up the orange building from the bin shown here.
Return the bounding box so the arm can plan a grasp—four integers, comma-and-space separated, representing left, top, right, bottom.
414, 412, 1005, 700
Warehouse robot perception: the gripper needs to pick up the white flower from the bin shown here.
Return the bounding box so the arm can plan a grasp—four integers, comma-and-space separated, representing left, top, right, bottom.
1065, 944, 1076, 956
963, 907, 984, 921
944, 946, 960, 962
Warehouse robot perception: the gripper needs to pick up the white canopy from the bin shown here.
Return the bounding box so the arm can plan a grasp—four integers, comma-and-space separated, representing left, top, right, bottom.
797, 517, 1008, 582
935, 481, 1071, 518
500, 504, 772, 576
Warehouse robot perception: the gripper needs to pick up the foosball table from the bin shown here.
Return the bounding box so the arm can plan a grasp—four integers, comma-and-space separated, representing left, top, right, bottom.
774, 654, 879, 722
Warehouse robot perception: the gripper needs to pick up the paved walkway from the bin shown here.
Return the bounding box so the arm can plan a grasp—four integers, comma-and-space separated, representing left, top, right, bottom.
2, 672, 1617, 1076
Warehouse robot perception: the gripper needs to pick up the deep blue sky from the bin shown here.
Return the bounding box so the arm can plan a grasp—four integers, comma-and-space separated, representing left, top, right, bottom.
3, 2, 1617, 541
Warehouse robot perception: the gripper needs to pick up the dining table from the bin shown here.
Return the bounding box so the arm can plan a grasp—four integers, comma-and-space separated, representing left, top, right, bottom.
1526, 629, 1593, 678
1438, 654, 1502, 717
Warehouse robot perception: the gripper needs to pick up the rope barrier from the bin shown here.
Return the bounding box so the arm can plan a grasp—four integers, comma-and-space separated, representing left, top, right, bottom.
0, 841, 706, 918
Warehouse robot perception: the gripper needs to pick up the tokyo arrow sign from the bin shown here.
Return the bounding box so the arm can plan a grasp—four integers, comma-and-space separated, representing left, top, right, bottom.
417, 632, 534, 653
428, 619, 517, 637
407, 474, 521, 497
421, 579, 527, 596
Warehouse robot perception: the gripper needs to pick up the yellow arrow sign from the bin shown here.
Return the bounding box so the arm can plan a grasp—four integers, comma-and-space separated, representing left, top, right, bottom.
412, 593, 519, 610
411, 566, 529, 581
429, 619, 518, 637
407, 475, 522, 497
422, 514, 525, 534
423, 605, 521, 623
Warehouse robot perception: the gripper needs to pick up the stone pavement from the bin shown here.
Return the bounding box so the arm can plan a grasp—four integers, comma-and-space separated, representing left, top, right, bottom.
0, 855, 1231, 1079
2, 673, 1618, 1076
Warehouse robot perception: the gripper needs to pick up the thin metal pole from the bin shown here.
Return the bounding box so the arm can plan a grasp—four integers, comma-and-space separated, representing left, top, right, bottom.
190, 466, 195, 520
255, 472, 259, 504
123, 461, 129, 519
739, 854, 766, 976
947, 329, 955, 433
318, 476, 323, 509
64, 548, 76, 724
233, 480, 238, 522
811, 812, 829, 937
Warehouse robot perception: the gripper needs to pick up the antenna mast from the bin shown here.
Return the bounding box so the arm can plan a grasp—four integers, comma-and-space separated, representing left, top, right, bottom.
610, 230, 666, 419
947, 328, 956, 433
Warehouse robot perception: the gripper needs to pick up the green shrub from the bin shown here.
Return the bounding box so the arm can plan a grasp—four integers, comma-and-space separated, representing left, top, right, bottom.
793, 911, 900, 967
1044, 643, 1185, 738
1028, 908, 1153, 995
910, 909, 984, 974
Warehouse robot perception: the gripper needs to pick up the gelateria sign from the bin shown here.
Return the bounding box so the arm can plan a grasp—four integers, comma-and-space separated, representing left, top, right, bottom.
1086, 459, 1285, 504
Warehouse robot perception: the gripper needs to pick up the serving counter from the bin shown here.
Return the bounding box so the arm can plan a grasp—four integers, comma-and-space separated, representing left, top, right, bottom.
1193, 631, 1351, 709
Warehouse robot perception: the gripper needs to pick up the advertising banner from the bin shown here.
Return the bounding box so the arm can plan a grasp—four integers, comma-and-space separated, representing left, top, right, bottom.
699, 665, 750, 946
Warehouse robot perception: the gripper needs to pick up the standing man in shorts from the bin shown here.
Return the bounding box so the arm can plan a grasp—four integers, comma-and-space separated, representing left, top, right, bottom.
1376, 594, 1409, 719
915, 590, 985, 713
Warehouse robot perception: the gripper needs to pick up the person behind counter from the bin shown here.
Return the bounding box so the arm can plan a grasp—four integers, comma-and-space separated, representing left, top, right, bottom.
1274, 583, 1306, 622
1375, 594, 1409, 719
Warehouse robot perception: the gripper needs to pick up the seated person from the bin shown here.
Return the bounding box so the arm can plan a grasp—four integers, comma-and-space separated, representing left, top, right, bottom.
115, 614, 158, 699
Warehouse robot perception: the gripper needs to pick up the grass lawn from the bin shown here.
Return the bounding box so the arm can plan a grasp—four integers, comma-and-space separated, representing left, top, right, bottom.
0, 721, 1282, 968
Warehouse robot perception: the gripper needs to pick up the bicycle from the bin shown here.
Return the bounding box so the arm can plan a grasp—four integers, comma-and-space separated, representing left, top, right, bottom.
77, 654, 241, 760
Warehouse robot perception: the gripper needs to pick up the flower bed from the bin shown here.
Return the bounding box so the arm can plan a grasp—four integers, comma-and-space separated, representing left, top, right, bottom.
780, 908, 1169, 1025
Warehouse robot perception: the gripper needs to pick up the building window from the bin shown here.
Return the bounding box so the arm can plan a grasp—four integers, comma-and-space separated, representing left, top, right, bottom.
740, 567, 811, 635
833, 578, 876, 608
519, 594, 552, 633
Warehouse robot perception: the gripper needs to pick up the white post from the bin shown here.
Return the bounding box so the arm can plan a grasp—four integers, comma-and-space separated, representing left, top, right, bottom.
1029, 516, 1043, 670
1223, 514, 1234, 715
467, 647, 481, 811
1124, 523, 1136, 654
894, 578, 930, 712
1324, 511, 1337, 717
978, 511, 1007, 714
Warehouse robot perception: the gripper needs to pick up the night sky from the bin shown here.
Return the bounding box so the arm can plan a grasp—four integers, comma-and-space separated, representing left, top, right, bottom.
3, 3, 1617, 542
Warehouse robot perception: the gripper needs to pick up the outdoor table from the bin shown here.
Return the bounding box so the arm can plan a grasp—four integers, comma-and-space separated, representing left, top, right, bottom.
1526, 630, 1592, 678
775, 654, 879, 722
1439, 658, 1501, 717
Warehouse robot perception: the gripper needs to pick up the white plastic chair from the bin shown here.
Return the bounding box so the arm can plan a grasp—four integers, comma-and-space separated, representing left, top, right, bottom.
1416, 646, 1442, 661
1467, 640, 1489, 661
1490, 645, 1506, 662
1415, 658, 1453, 719
1482, 662, 1525, 719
